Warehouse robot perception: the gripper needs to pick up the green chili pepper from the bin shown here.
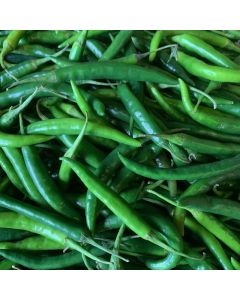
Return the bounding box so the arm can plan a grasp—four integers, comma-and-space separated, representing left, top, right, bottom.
118, 152, 240, 181
173, 34, 237, 68
27, 118, 141, 147
0, 30, 26, 68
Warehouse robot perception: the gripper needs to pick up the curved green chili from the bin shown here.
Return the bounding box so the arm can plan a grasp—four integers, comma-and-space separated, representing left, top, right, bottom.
166, 30, 240, 53
173, 34, 237, 68
22, 145, 81, 219
2, 147, 46, 206
0, 211, 108, 264
0, 30, 26, 67
177, 51, 240, 83
118, 152, 240, 181
61, 157, 194, 258
179, 78, 240, 135
117, 83, 188, 165
160, 132, 240, 156
185, 216, 233, 270
0, 149, 26, 194
27, 118, 141, 147
191, 210, 240, 255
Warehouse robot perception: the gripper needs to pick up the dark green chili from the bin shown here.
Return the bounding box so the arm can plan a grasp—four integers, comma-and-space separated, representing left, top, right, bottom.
180, 195, 240, 221
15, 61, 178, 86
118, 152, 240, 181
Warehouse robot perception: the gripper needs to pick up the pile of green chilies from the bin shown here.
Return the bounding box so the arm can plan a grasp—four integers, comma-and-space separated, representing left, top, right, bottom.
0, 30, 240, 270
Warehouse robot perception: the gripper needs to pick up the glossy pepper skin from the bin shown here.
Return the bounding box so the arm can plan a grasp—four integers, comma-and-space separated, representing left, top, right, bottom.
0, 30, 240, 270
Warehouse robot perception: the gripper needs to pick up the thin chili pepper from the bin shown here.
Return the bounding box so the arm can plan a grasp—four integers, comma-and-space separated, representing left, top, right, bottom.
191, 211, 240, 255
70, 80, 97, 120
56, 101, 83, 118
2, 147, 46, 206
23, 30, 73, 45
91, 88, 118, 100
14, 61, 178, 86
179, 78, 240, 135
111, 143, 160, 192
69, 30, 88, 62
149, 31, 163, 62
85, 144, 135, 234
180, 195, 240, 221
166, 121, 240, 144
100, 30, 133, 61
0, 193, 85, 240
177, 51, 240, 83
0, 235, 63, 251
62, 157, 199, 259
0, 82, 72, 109
159, 132, 240, 156
46, 103, 116, 150
78, 88, 106, 117
165, 30, 240, 53
0, 249, 96, 270
173, 34, 237, 68
0, 131, 53, 147
118, 152, 240, 181
0, 211, 109, 264
4, 52, 37, 64
0, 149, 26, 194
26, 118, 142, 147
117, 83, 189, 165
146, 82, 186, 122
185, 216, 233, 270
86, 39, 106, 59
16, 44, 56, 57
0, 56, 55, 88
0, 30, 26, 68
22, 145, 81, 219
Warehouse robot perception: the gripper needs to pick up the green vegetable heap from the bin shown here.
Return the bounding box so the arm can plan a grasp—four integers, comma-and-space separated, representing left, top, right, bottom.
0, 30, 240, 270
